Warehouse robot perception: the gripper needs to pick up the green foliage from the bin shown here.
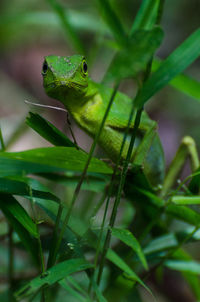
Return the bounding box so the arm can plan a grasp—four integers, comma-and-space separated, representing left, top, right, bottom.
0, 147, 112, 176
27, 112, 76, 148
111, 228, 148, 270
15, 258, 93, 299
104, 27, 164, 82
135, 28, 200, 109
0, 1, 200, 302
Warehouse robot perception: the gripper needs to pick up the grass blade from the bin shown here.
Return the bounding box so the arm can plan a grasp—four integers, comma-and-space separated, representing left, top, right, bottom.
107, 249, 151, 294
0, 194, 40, 265
166, 205, 200, 226
26, 112, 76, 147
112, 228, 148, 270
152, 59, 200, 102
135, 28, 200, 108
165, 259, 200, 275
0, 193, 38, 238
171, 196, 200, 205
95, 0, 127, 46
47, 0, 84, 53
0, 147, 113, 176
0, 177, 60, 202
15, 258, 93, 299
130, 0, 159, 34
105, 27, 163, 82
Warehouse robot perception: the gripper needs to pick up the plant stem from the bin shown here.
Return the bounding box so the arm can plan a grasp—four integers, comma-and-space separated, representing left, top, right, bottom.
96, 0, 165, 285
97, 106, 143, 285
47, 0, 84, 54
156, 0, 165, 25
8, 225, 14, 300
0, 126, 15, 299
0, 126, 5, 151
88, 192, 111, 296
89, 106, 136, 295
47, 204, 63, 269
48, 82, 120, 267
28, 187, 46, 301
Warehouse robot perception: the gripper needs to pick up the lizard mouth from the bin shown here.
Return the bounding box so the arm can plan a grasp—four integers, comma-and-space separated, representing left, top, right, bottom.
45, 80, 87, 90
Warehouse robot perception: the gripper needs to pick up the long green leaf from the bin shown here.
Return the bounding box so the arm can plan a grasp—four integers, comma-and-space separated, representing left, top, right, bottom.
172, 249, 200, 300
0, 177, 60, 202
64, 276, 92, 300
135, 28, 200, 108
0, 147, 112, 177
130, 0, 159, 34
95, 0, 127, 46
47, 0, 84, 53
135, 187, 164, 207
0, 193, 38, 238
59, 279, 90, 302
112, 228, 148, 270
15, 258, 93, 299
171, 195, 200, 205
35, 197, 88, 237
144, 233, 177, 255
91, 280, 107, 302
152, 59, 200, 102
107, 249, 150, 293
166, 204, 200, 226
26, 112, 76, 147
164, 259, 200, 275
36, 173, 109, 193
105, 27, 163, 82
0, 10, 109, 34
0, 194, 40, 265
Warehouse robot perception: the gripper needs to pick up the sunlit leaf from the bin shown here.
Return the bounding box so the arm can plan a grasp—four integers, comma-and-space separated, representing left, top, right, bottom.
171, 195, 200, 205
0, 147, 113, 177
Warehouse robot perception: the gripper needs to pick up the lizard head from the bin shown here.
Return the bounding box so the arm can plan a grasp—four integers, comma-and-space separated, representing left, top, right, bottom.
42, 55, 89, 100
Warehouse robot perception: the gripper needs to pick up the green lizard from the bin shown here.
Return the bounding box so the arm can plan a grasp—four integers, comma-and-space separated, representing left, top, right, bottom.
42, 54, 165, 186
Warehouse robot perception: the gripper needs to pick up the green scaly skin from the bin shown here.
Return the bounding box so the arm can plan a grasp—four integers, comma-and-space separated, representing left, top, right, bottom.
42, 54, 165, 185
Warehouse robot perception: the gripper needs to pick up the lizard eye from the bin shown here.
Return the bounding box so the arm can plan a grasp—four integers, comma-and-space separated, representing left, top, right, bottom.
42, 62, 48, 74
82, 60, 88, 74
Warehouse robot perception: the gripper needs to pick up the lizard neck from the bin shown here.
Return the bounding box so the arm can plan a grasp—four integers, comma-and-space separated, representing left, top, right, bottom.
61, 78, 98, 112
64, 79, 104, 135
